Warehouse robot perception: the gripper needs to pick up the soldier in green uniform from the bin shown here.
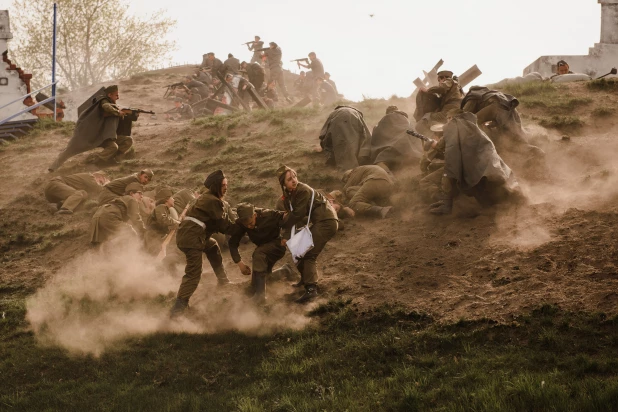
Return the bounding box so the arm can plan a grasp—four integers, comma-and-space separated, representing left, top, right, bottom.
44, 171, 108, 215
414, 70, 463, 136
342, 164, 394, 218
89, 182, 146, 244
171, 170, 235, 316
417, 124, 449, 203
278, 165, 338, 303
228, 203, 286, 304
169, 188, 199, 220
84, 85, 136, 165
143, 188, 180, 256
98, 169, 153, 205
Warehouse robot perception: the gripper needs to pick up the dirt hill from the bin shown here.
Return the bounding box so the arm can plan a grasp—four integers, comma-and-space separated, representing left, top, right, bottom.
2, 70, 618, 338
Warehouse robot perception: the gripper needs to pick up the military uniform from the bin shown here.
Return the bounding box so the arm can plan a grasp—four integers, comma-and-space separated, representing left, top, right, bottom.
343, 165, 394, 216
418, 137, 449, 202
223, 56, 241, 74
171, 189, 197, 219
144, 194, 179, 255
281, 181, 338, 287
246, 62, 265, 91
248, 40, 265, 64
44, 172, 103, 213
98, 173, 142, 205
414, 73, 463, 136
175, 192, 235, 301
228, 206, 286, 302
90, 194, 146, 244
257, 44, 289, 98
87, 100, 130, 164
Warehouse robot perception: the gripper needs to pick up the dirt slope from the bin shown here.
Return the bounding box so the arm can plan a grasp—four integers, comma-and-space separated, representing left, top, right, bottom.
1, 69, 618, 331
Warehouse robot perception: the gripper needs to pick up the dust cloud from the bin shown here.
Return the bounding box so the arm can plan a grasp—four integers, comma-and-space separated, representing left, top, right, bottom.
489, 127, 618, 249
26, 236, 310, 357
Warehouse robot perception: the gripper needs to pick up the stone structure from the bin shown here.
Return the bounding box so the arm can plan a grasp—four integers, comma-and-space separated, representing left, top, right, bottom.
524, 1, 618, 78
0, 10, 37, 122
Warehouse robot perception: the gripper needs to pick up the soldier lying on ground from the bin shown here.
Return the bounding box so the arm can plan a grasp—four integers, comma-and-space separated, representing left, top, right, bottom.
171, 170, 236, 317
98, 169, 153, 205
90, 182, 146, 245
414, 70, 464, 136
550, 60, 573, 79
44, 171, 109, 215
228, 203, 286, 304
461, 86, 544, 157
165, 98, 195, 121
341, 164, 394, 219
428, 111, 525, 215
143, 188, 180, 256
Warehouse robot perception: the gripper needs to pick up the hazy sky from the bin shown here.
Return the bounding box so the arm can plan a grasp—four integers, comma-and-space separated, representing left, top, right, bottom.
0, 0, 603, 100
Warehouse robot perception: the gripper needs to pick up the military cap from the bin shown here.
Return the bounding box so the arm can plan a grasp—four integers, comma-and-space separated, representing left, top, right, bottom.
430, 124, 445, 132
204, 169, 225, 189
104, 85, 118, 94
386, 105, 399, 114
325, 72, 330, 76
255, 35, 261, 40
557, 60, 569, 67
437, 70, 453, 78
140, 169, 154, 178
125, 182, 143, 194
269, 41, 277, 47
207, 52, 215, 56
236, 202, 255, 220
155, 188, 174, 203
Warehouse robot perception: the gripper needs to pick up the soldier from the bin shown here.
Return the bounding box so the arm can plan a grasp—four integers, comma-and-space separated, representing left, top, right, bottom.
49, 85, 132, 171
417, 124, 447, 202
44, 171, 109, 215
90, 182, 146, 244
171, 170, 235, 317
183, 76, 209, 101
228, 203, 286, 303
317, 77, 338, 106
551, 60, 573, 78
298, 52, 325, 102
240, 61, 265, 92
342, 164, 394, 218
170, 188, 199, 220
324, 72, 338, 94
278, 165, 338, 303
223, 53, 240, 74
98, 169, 153, 205
461, 86, 543, 156
414, 70, 463, 136
263, 80, 279, 109
247, 35, 264, 64
294, 71, 307, 97
256, 42, 291, 102
143, 188, 180, 256
203, 52, 224, 77
165, 98, 195, 121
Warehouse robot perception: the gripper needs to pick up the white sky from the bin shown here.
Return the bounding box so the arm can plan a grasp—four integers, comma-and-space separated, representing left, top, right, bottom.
0, 0, 603, 100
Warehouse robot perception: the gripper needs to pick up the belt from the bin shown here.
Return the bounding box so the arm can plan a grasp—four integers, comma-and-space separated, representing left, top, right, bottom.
184, 216, 206, 229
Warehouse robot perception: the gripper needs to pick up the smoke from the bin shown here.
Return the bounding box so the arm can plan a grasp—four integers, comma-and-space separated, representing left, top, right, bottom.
26, 236, 310, 356
489, 127, 618, 249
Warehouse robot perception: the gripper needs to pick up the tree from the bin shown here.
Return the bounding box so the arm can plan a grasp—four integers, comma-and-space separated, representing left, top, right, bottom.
10, 0, 176, 90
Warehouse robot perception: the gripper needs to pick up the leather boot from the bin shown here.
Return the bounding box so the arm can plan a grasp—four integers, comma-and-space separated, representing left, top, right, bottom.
214, 265, 232, 286
252, 272, 267, 305
295, 284, 318, 304
170, 298, 189, 318
429, 197, 453, 215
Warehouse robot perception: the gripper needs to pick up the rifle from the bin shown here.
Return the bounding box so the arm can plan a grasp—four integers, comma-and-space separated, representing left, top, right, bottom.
291, 58, 309, 63
596, 68, 617, 79
123, 108, 155, 115
242, 41, 254, 46
156, 202, 193, 261
406, 129, 432, 142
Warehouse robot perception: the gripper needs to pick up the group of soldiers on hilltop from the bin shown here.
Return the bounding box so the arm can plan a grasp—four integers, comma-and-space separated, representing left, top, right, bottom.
42, 39, 576, 318
164, 36, 340, 117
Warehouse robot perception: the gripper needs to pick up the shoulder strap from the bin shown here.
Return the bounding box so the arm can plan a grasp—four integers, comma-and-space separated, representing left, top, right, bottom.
306, 189, 315, 226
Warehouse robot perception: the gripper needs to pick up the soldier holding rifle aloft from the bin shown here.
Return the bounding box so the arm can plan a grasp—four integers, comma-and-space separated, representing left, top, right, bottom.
244, 35, 264, 65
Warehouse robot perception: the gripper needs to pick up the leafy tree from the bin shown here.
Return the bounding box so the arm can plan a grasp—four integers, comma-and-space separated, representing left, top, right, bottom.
10, 0, 176, 90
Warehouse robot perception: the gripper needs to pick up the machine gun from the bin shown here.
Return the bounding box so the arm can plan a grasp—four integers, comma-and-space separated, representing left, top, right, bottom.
163, 82, 187, 98
596, 68, 618, 79
123, 108, 155, 115
291, 58, 310, 64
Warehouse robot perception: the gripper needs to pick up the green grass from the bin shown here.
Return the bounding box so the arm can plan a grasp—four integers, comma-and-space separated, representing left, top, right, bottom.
521, 97, 593, 114
29, 118, 75, 137
193, 135, 227, 148
587, 78, 618, 91
538, 115, 585, 131
500, 81, 558, 97
592, 106, 615, 117
1, 299, 618, 411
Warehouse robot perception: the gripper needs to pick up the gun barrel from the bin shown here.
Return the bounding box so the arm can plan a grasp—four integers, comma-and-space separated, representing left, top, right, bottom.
406, 129, 429, 141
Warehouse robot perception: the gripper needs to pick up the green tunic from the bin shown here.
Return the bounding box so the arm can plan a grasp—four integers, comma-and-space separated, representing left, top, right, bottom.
98, 174, 141, 205
44, 172, 103, 211
144, 204, 178, 255
90, 195, 146, 243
